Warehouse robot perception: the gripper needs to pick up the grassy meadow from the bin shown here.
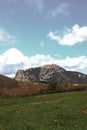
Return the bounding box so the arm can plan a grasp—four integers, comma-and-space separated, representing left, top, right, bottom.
0, 91, 87, 130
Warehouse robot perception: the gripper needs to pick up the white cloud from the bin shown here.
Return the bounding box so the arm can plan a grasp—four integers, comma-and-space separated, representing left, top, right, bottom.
47, 24, 87, 46
25, 0, 44, 10
58, 56, 87, 71
0, 48, 27, 77
0, 48, 87, 77
51, 3, 69, 17
0, 29, 16, 44
26, 54, 54, 68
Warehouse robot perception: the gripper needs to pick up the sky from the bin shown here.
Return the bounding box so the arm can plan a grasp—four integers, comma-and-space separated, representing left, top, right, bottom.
0, 0, 87, 77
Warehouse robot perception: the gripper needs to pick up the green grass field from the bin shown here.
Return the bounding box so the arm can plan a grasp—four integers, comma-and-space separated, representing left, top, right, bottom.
0, 91, 87, 130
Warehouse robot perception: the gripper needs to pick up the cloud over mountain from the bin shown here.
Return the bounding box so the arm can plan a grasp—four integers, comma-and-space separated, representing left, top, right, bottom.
0, 48, 87, 77
0, 48, 27, 77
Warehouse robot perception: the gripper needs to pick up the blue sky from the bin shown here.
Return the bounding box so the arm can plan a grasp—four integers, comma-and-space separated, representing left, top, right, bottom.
0, 0, 87, 77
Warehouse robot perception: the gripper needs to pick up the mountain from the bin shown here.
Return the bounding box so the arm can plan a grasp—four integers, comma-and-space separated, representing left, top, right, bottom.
15, 64, 87, 84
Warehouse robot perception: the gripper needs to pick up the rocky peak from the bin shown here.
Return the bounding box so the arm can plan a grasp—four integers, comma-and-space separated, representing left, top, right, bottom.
41, 64, 65, 72
15, 70, 29, 82
15, 64, 87, 84
39, 64, 66, 83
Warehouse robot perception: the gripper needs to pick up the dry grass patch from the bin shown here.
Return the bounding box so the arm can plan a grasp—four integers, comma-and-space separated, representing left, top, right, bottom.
16, 108, 33, 113
83, 109, 87, 114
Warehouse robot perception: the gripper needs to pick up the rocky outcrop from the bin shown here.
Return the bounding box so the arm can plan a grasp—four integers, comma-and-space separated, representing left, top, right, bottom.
15, 70, 29, 82
15, 64, 87, 84
39, 64, 67, 83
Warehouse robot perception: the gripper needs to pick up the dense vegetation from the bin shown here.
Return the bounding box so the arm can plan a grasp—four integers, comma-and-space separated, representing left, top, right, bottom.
0, 91, 87, 130
0, 74, 87, 98
0, 78, 87, 97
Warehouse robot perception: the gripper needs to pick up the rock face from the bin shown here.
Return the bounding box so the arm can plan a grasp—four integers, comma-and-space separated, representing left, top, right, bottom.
39, 64, 66, 83
15, 70, 29, 82
15, 64, 87, 84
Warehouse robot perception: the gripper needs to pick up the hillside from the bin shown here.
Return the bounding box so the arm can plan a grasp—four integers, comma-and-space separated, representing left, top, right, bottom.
15, 64, 87, 84
0, 75, 19, 88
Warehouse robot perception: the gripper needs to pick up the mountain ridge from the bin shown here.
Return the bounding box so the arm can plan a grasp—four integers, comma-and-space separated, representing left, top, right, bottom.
15, 64, 87, 84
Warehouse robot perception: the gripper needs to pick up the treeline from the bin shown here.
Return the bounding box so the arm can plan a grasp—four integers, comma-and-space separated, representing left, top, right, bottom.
0, 80, 87, 97
48, 80, 87, 93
